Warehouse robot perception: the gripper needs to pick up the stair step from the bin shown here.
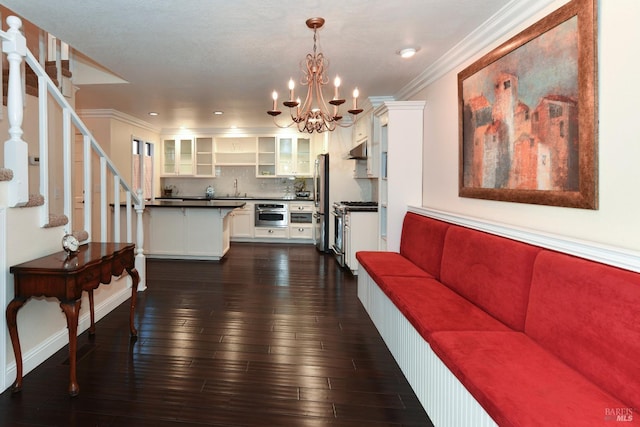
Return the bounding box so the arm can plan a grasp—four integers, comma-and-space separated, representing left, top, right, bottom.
0, 168, 13, 181
44, 213, 69, 228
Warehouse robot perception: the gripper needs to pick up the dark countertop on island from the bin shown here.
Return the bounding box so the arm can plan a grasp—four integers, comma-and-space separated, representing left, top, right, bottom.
146, 199, 246, 208
156, 196, 315, 202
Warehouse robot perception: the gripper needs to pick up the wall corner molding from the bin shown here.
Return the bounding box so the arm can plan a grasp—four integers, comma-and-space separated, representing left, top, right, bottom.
77, 109, 161, 133
395, 0, 563, 100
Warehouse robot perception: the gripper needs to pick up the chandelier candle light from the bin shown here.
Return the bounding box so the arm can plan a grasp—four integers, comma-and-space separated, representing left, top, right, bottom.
267, 17, 363, 133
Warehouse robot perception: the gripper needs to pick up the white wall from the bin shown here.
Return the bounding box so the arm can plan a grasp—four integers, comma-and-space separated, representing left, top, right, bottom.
3, 205, 133, 389
416, 0, 640, 252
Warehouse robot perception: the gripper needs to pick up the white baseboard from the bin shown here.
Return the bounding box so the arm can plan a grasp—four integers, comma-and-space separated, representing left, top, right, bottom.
3, 284, 133, 390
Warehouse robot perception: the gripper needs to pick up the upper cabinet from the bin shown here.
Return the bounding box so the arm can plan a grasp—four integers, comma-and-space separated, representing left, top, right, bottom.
162, 138, 194, 176
276, 136, 312, 176
352, 112, 378, 178
353, 112, 371, 144
161, 134, 316, 178
257, 136, 277, 177
195, 137, 214, 177
214, 137, 257, 166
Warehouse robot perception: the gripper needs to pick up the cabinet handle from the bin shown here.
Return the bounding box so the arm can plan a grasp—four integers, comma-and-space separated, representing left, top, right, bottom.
268, 229, 274, 233
298, 228, 304, 232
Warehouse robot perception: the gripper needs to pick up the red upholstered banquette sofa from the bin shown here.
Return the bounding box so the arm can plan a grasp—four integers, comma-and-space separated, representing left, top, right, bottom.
356, 211, 639, 427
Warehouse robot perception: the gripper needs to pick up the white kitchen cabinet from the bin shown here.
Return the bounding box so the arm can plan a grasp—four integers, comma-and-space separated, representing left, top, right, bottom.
345, 211, 379, 274
254, 227, 288, 239
230, 202, 254, 239
185, 208, 228, 256
148, 206, 235, 259
288, 201, 314, 240
162, 138, 194, 176
353, 112, 370, 144
215, 137, 257, 166
374, 101, 425, 252
148, 207, 187, 255
276, 136, 312, 176
194, 137, 215, 177
257, 137, 277, 177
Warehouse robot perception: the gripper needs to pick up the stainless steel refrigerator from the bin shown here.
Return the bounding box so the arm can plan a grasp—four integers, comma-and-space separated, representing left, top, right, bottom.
314, 153, 330, 252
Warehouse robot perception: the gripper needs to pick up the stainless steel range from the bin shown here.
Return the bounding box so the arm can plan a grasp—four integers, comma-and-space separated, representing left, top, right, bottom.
332, 201, 378, 267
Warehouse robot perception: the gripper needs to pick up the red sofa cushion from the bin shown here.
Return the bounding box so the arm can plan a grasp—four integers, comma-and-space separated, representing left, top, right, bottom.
440, 227, 541, 331
356, 251, 432, 287
398, 212, 450, 279
525, 250, 640, 412
429, 331, 636, 427
380, 276, 511, 341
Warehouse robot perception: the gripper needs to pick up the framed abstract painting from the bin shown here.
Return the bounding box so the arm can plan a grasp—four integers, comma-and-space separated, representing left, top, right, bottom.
458, 0, 597, 209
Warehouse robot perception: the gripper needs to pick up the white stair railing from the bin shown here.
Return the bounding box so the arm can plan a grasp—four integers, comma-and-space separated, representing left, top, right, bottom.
1, 16, 146, 289
1, 16, 28, 207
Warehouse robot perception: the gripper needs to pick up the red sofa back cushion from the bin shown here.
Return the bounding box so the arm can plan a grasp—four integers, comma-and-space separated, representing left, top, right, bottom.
525, 250, 640, 411
399, 213, 450, 280
440, 227, 541, 331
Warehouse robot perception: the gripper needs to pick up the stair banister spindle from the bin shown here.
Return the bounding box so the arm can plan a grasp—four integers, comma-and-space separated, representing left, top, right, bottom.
126, 190, 132, 243
83, 135, 92, 241
63, 108, 73, 229
37, 74, 49, 226
100, 157, 107, 241
55, 37, 62, 90
113, 175, 120, 242
2, 16, 28, 207
135, 188, 146, 291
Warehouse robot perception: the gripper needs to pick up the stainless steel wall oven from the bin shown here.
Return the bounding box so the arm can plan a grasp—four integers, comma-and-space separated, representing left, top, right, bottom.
255, 203, 288, 227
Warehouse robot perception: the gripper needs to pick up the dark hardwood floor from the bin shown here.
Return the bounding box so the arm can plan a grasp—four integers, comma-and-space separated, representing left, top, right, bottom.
0, 243, 433, 426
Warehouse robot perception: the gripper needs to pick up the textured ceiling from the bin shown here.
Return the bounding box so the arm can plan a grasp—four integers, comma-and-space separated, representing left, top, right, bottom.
1, 1, 512, 132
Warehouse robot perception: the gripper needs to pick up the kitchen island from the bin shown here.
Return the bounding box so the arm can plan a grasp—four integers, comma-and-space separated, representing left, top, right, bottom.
145, 199, 245, 260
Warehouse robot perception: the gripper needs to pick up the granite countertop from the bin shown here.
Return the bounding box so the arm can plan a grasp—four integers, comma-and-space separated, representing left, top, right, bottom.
156, 196, 315, 202
146, 200, 246, 208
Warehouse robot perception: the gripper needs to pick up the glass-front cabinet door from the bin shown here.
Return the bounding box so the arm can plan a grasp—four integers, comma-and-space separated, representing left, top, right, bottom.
162, 139, 176, 175
295, 137, 311, 176
162, 138, 194, 176
276, 137, 294, 175
276, 136, 312, 176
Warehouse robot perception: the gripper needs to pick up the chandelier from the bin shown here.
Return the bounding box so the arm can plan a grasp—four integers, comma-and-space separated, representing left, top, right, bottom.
267, 17, 363, 133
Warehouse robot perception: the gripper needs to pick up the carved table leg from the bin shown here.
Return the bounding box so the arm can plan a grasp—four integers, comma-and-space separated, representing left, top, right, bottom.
60, 299, 82, 397
127, 267, 139, 337
87, 290, 96, 335
6, 297, 27, 393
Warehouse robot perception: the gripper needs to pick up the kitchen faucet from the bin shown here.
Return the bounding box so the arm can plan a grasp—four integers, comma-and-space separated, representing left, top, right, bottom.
233, 178, 239, 196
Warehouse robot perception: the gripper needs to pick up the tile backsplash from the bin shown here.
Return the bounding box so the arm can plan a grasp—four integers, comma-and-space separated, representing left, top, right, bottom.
161, 166, 312, 198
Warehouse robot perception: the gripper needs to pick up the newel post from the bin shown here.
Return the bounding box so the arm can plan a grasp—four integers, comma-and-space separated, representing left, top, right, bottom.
134, 189, 146, 291
2, 16, 28, 206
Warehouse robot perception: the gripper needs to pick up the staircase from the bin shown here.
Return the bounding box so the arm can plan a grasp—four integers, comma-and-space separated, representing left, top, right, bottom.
0, 16, 146, 392
2, 59, 71, 103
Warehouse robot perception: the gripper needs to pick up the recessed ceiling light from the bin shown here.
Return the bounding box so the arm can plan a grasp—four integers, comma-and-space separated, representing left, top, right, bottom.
213, 111, 224, 115
148, 112, 159, 116
397, 47, 419, 59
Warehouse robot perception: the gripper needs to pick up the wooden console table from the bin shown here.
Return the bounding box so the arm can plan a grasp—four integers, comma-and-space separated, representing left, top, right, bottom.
7, 242, 139, 396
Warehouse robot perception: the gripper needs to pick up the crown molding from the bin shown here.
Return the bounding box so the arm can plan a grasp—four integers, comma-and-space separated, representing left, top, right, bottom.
395, 0, 563, 100
77, 109, 161, 133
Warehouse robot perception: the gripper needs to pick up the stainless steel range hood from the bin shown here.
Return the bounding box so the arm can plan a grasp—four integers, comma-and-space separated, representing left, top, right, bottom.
348, 142, 367, 159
